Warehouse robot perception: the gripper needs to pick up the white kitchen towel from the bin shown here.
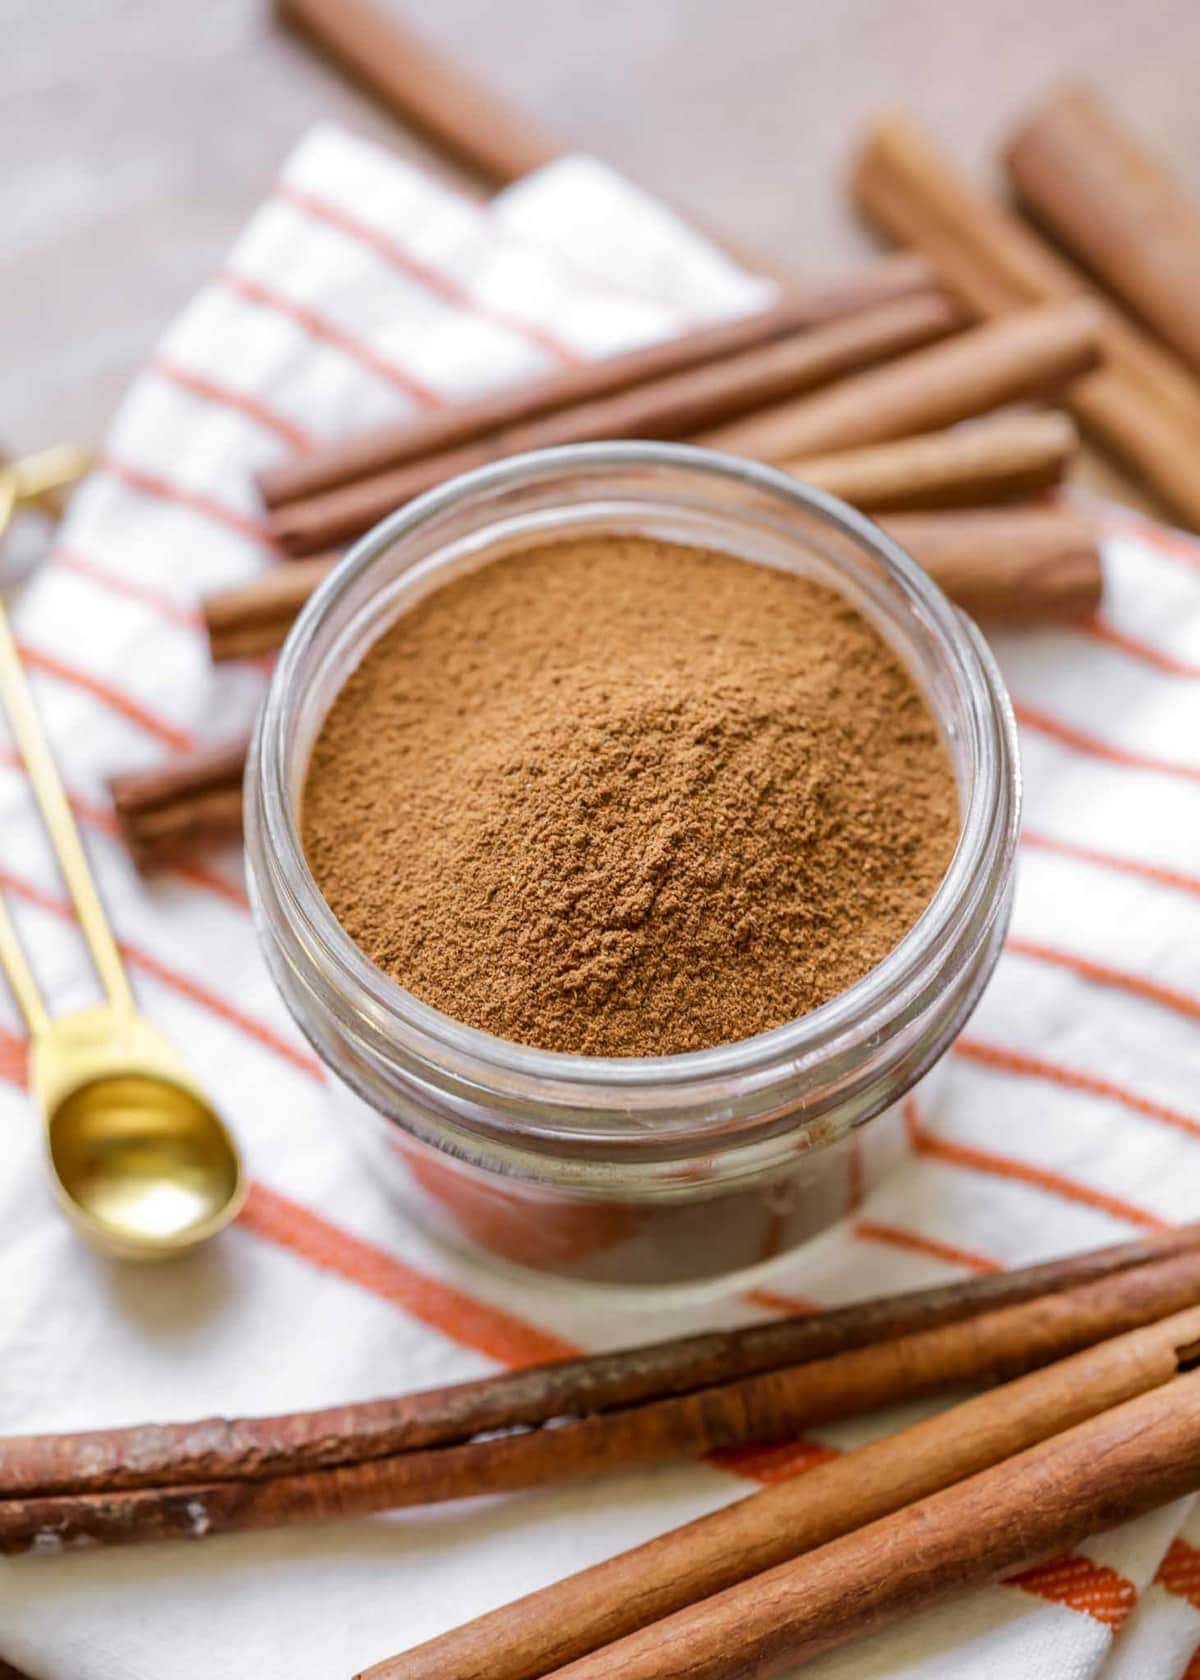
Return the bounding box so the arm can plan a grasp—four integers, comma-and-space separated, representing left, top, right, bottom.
0, 123, 1198, 1680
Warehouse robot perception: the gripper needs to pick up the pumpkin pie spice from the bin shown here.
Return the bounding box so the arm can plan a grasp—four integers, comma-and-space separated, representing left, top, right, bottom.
303, 535, 958, 1056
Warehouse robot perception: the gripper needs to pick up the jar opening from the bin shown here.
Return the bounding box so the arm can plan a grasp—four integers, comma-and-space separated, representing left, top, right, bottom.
249, 443, 1019, 1153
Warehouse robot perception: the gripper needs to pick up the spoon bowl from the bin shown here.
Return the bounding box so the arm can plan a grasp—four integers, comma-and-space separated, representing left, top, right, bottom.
34, 1008, 244, 1258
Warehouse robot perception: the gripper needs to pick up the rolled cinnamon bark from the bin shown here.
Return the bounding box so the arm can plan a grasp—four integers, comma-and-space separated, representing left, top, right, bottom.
1005, 86, 1200, 377
108, 741, 249, 870
207, 494, 1095, 669
5, 1247, 1200, 1552
275, 0, 555, 186
363, 1306, 1200, 1680
9, 1228, 1192, 1501
879, 507, 1101, 625
791, 410, 1077, 511
271, 0, 825, 295
697, 300, 1099, 461
530, 1371, 1200, 1680
850, 111, 1200, 527
853, 110, 1200, 425
259, 259, 940, 509
268, 291, 962, 556
204, 556, 338, 661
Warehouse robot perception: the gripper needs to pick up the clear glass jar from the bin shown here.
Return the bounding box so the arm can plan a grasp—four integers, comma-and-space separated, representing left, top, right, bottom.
246, 443, 1020, 1291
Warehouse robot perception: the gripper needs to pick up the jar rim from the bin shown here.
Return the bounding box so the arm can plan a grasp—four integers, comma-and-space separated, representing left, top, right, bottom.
251, 441, 1019, 1118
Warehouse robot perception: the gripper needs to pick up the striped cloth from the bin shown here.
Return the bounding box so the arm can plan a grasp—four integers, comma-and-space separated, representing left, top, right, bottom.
0, 123, 1197, 1680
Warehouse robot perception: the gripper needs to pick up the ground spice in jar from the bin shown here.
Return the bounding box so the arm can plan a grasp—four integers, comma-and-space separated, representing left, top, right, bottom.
302, 535, 959, 1057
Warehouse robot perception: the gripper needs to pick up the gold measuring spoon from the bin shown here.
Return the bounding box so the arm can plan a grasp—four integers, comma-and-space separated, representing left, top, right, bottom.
0, 467, 244, 1257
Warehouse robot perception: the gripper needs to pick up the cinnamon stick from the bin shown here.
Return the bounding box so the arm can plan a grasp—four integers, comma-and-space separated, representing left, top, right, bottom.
879, 506, 1101, 625
364, 1305, 1200, 1680
259, 259, 940, 509
208, 496, 1098, 670
533, 1371, 1200, 1680
850, 111, 1200, 527
6, 1244, 1200, 1553
108, 741, 248, 870
12, 1227, 1190, 1501
272, 0, 808, 295
1005, 86, 1200, 377
215, 503, 1095, 668
268, 291, 962, 555
204, 555, 338, 661
276, 0, 555, 186
791, 410, 1077, 511
854, 110, 1200, 426
11, 1223, 1189, 1498
697, 299, 1099, 461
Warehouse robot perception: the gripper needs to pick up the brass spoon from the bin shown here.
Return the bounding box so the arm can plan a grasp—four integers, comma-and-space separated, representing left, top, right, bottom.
0, 468, 244, 1257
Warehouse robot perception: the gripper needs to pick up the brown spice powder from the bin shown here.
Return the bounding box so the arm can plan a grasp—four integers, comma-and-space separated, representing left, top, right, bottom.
303, 535, 959, 1057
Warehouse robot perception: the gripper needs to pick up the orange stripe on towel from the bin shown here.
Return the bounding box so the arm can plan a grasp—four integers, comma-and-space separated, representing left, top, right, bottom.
219, 270, 443, 409
1021, 829, 1200, 898
278, 184, 580, 369
99, 455, 274, 547
744, 1287, 820, 1314
713, 1437, 842, 1482
15, 639, 197, 752
1007, 937, 1200, 1024
1009, 1552, 1138, 1629
853, 1218, 1002, 1274
1081, 615, 1200, 679
152, 357, 316, 453
1015, 702, 1200, 784
239, 1180, 579, 1368
955, 1037, 1200, 1141
904, 1098, 1168, 1231
1157, 1538, 1200, 1610
52, 547, 204, 631
0, 1027, 27, 1088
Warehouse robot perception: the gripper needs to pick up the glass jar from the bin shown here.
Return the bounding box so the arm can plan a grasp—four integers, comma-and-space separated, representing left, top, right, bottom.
246, 443, 1020, 1291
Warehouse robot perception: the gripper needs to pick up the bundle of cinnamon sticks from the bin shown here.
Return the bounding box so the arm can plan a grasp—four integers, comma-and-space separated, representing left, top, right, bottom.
105, 6, 1200, 888
8, 1226, 1200, 1679
113, 275, 1111, 866
851, 99, 1200, 527
260, 294, 1094, 556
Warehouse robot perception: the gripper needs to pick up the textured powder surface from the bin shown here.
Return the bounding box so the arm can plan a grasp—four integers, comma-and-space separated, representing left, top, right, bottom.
303, 535, 959, 1056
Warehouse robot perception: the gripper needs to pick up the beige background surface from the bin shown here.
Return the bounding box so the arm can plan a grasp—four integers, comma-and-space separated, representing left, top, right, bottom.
3, 0, 1198, 454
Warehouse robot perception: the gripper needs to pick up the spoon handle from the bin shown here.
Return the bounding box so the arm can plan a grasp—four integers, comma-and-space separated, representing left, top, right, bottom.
0, 891, 49, 1038
0, 599, 134, 1014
